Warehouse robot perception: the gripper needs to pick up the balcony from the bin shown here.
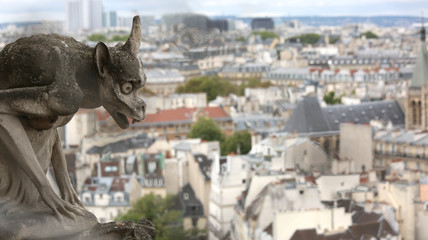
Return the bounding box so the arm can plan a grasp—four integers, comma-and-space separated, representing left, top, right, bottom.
374, 150, 426, 160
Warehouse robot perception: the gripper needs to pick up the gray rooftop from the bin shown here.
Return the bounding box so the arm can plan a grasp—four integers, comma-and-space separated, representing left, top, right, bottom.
283, 96, 331, 133
284, 96, 404, 134
410, 39, 428, 88
145, 69, 184, 83
376, 130, 428, 146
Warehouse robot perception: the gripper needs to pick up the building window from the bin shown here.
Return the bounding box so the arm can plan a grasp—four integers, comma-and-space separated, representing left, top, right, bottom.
418, 148, 423, 158
148, 162, 156, 173
417, 162, 421, 171
379, 144, 383, 153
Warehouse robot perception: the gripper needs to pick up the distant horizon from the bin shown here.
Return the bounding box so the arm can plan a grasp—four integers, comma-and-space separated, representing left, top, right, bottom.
0, 14, 426, 25
0, 0, 427, 24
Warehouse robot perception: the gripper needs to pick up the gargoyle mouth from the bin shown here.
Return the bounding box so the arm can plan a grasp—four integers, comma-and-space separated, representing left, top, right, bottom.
111, 112, 144, 129
112, 112, 130, 129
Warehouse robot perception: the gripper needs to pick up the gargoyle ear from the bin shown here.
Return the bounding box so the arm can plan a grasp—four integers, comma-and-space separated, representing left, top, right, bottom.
94, 42, 111, 77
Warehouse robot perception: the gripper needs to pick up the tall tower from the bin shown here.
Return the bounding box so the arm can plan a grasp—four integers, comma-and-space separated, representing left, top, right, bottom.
66, 0, 103, 33
406, 22, 428, 129
66, 0, 83, 33
88, 0, 103, 31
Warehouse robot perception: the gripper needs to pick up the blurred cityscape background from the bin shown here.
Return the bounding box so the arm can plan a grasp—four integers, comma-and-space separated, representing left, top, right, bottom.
1, 0, 428, 239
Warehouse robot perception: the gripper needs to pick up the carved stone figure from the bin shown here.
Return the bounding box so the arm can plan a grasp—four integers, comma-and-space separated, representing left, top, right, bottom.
0, 16, 154, 239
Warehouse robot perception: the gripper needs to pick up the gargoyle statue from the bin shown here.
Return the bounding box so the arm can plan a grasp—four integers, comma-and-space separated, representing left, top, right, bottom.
0, 16, 154, 239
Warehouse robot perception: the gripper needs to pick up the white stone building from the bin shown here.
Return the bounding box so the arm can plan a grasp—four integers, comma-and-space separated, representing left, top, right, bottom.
209, 155, 250, 240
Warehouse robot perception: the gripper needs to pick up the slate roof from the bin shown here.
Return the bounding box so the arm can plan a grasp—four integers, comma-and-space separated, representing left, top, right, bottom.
232, 113, 286, 132
176, 184, 205, 217
221, 63, 270, 73
81, 176, 133, 206
87, 134, 155, 155
283, 96, 404, 134
324, 100, 404, 130
283, 96, 331, 133
348, 219, 397, 239
376, 130, 428, 145
290, 229, 321, 240
193, 154, 212, 181
289, 219, 397, 240
410, 27, 428, 88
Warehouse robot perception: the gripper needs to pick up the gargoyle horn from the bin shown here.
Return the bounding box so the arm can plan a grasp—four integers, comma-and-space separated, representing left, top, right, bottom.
124, 16, 142, 55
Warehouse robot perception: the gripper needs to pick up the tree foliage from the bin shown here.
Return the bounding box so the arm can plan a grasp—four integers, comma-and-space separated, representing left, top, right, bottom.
252, 31, 279, 40
236, 37, 246, 42
87, 34, 107, 42
238, 78, 272, 95
360, 31, 378, 39
117, 194, 197, 240
329, 36, 340, 44
110, 34, 129, 42
287, 33, 321, 44
323, 91, 342, 105
176, 76, 273, 100
176, 76, 237, 101
87, 34, 130, 42
189, 117, 225, 142
221, 131, 252, 155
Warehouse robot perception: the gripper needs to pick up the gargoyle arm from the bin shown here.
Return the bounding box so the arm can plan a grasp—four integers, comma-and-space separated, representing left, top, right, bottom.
0, 86, 55, 117
51, 132, 84, 207
0, 114, 82, 220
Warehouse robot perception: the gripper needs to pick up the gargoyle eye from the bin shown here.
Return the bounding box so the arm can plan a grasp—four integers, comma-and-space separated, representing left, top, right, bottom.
121, 82, 133, 94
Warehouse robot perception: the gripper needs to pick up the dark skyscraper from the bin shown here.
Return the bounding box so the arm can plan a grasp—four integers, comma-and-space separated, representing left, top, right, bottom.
208, 19, 228, 32
251, 18, 274, 30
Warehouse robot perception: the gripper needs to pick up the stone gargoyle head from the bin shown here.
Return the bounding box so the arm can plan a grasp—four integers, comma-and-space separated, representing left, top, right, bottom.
93, 16, 146, 129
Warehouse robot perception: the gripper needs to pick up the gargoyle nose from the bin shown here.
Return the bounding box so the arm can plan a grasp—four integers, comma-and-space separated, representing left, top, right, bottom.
142, 73, 147, 86
141, 100, 146, 114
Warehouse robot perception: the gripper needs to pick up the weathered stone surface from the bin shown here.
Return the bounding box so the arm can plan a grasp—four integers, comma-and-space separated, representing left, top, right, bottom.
0, 16, 151, 239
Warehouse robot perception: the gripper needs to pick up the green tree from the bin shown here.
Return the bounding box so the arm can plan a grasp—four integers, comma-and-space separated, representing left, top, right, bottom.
323, 91, 342, 105
221, 131, 252, 155
287, 33, 321, 44
236, 37, 246, 42
189, 117, 224, 142
117, 194, 194, 240
176, 76, 236, 101
87, 34, 107, 42
329, 36, 340, 44
237, 78, 272, 95
360, 31, 378, 39
252, 31, 279, 40
110, 35, 129, 42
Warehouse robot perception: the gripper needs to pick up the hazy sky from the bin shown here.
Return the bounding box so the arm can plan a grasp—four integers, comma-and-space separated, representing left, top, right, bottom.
0, 0, 427, 23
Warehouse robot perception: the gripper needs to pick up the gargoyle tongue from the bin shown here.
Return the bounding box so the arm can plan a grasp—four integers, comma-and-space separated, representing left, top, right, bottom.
111, 112, 130, 129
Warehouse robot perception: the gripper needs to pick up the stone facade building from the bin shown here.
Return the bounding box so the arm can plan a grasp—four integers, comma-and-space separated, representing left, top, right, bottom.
406, 26, 428, 130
